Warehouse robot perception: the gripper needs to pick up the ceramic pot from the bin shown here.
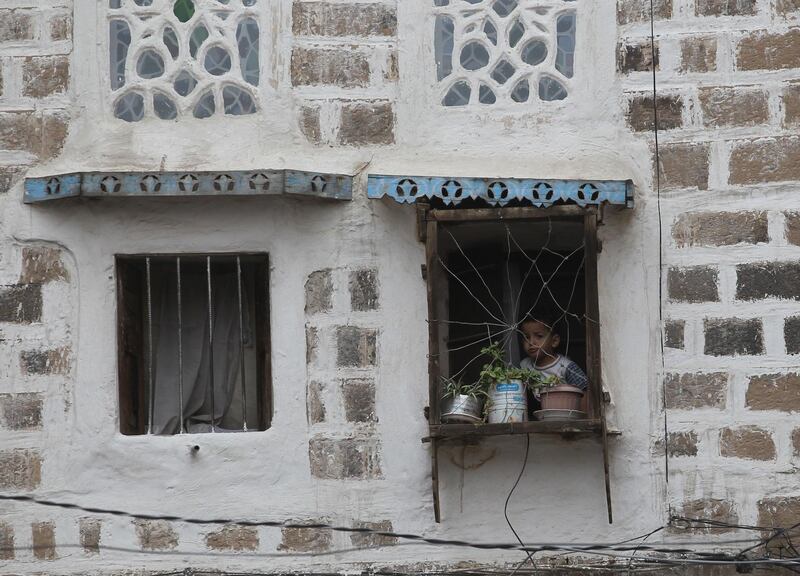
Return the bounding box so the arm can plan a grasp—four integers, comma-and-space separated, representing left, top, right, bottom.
540, 383, 584, 411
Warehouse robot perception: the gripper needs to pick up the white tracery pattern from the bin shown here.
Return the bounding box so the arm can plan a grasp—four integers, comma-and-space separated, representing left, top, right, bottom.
433, 0, 577, 107
108, 0, 260, 121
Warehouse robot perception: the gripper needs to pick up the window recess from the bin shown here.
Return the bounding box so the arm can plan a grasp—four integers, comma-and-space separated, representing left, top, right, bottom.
117, 254, 271, 435
366, 175, 632, 525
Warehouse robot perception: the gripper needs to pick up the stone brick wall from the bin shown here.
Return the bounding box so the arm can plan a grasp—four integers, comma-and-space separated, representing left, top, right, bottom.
0, 1, 71, 187
618, 0, 800, 531
292, 0, 397, 146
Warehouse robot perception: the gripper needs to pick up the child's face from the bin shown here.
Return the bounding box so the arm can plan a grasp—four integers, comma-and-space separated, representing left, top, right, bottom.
521, 320, 560, 363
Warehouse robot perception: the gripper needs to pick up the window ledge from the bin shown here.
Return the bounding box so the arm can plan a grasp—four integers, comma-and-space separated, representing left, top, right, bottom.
423, 420, 621, 442
24, 169, 352, 203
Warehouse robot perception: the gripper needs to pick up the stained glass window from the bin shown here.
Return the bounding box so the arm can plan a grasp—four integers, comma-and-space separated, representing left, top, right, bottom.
108, 0, 260, 121
434, 0, 577, 106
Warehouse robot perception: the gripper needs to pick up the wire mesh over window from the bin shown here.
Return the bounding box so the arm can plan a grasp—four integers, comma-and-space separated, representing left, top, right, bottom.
117, 254, 271, 435
433, 217, 596, 417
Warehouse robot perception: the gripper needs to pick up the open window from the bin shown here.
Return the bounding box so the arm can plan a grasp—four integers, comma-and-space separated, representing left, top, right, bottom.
421, 206, 609, 523
116, 254, 271, 435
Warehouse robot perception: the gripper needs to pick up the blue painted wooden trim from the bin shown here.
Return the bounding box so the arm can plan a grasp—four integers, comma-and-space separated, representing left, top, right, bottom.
24, 170, 353, 203
367, 175, 634, 208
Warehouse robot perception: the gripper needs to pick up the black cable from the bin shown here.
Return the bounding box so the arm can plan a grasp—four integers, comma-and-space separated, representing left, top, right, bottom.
504, 433, 535, 575
1, 492, 797, 563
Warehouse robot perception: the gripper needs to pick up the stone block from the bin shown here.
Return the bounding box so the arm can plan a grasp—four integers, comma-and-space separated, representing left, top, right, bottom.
777, 0, 800, 13
305, 269, 333, 315
699, 87, 769, 127
20, 246, 69, 284
0, 112, 42, 154
0, 393, 43, 430
737, 261, 800, 301
350, 520, 397, 548
79, 518, 101, 553
49, 15, 72, 41
21, 347, 71, 375
746, 373, 800, 411
205, 525, 258, 551
704, 318, 764, 356
0, 166, 24, 195
279, 522, 332, 552
342, 378, 376, 423
0, 284, 42, 323
783, 83, 800, 126
339, 102, 395, 146
720, 426, 776, 460
41, 111, 68, 160
786, 212, 800, 246
308, 434, 382, 479
134, 520, 178, 550
300, 106, 321, 144
0, 10, 34, 42
758, 496, 800, 553
680, 36, 717, 72
786, 316, 800, 354
696, 0, 756, 15
664, 372, 727, 409
0, 522, 13, 560
627, 94, 683, 132
307, 380, 326, 424
667, 431, 698, 456
672, 211, 768, 247
681, 499, 738, 532
337, 326, 377, 367
32, 521, 55, 560
656, 142, 709, 190
291, 48, 370, 87
349, 269, 379, 311
618, 0, 672, 24
667, 266, 719, 303
22, 56, 70, 98
793, 428, 800, 455
617, 39, 658, 73
306, 325, 319, 364
0, 450, 41, 490
737, 29, 800, 71
292, 2, 397, 37
665, 320, 685, 349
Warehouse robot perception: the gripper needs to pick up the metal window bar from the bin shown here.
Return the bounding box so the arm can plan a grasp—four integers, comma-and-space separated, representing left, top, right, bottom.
146, 257, 154, 435
207, 256, 216, 433
176, 257, 185, 434
236, 256, 248, 431
140, 254, 257, 435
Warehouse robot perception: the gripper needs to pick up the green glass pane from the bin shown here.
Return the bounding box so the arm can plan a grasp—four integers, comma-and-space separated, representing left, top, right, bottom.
173, 0, 195, 22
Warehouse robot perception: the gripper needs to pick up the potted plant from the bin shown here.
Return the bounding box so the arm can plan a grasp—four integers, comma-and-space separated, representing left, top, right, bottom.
478, 342, 548, 424
539, 374, 585, 412
440, 375, 488, 424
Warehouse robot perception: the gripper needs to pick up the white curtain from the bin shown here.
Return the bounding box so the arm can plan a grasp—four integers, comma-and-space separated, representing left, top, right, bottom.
149, 264, 244, 435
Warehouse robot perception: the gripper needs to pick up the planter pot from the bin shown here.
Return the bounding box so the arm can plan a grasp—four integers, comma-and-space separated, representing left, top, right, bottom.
441, 394, 484, 424
540, 384, 584, 411
486, 379, 528, 423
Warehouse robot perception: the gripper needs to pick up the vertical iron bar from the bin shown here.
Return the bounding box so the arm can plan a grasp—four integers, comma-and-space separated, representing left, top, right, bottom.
207, 256, 216, 433
177, 257, 185, 434
236, 256, 248, 431
146, 257, 154, 435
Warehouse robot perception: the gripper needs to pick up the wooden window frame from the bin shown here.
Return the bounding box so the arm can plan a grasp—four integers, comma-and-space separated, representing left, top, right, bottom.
420, 205, 611, 523
116, 253, 272, 436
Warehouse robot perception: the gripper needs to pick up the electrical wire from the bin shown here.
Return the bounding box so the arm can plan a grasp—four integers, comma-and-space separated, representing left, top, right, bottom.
0, 492, 797, 567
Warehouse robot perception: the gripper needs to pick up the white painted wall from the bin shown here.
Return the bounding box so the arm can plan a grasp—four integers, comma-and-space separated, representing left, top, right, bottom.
5, 0, 764, 572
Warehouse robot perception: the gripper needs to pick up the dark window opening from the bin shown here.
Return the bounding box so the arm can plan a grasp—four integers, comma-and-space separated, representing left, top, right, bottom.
117, 254, 271, 435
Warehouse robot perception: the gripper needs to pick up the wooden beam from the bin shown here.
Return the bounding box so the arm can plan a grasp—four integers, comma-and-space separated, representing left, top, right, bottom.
429, 205, 596, 223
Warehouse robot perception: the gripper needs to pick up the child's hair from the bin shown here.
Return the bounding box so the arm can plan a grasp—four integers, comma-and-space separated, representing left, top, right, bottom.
520, 312, 562, 336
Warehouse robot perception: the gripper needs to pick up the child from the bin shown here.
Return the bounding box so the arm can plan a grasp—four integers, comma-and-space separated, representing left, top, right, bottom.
519, 315, 589, 396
